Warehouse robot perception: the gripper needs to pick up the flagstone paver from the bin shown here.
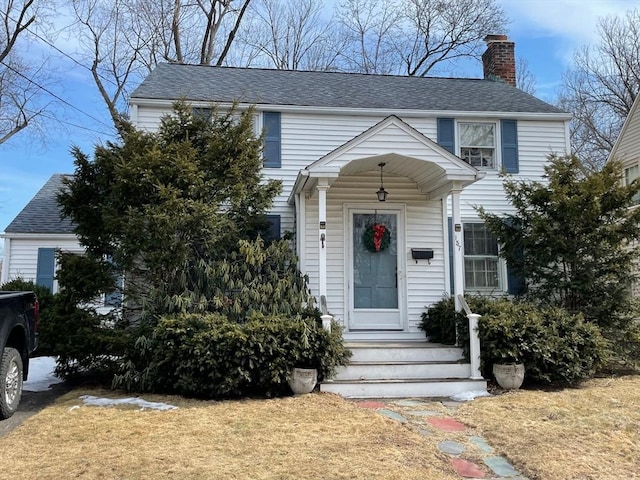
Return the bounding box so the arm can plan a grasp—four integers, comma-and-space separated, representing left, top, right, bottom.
438, 440, 466, 456
427, 416, 467, 432
354, 397, 529, 479
484, 456, 522, 477
450, 458, 486, 478
405, 409, 440, 417
378, 409, 407, 423
469, 436, 494, 454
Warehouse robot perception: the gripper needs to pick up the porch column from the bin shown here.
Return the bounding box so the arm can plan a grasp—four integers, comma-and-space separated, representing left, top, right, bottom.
317, 179, 329, 299
451, 188, 464, 311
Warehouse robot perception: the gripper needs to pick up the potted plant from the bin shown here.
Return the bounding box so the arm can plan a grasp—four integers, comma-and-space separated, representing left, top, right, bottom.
481, 311, 526, 390
492, 362, 525, 390
287, 320, 319, 395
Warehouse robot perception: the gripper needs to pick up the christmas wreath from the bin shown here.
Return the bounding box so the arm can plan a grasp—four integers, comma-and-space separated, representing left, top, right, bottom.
362, 223, 391, 253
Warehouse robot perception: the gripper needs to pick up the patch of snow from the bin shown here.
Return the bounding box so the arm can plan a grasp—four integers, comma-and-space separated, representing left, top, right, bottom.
79, 395, 178, 411
24, 356, 63, 392
450, 390, 492, 402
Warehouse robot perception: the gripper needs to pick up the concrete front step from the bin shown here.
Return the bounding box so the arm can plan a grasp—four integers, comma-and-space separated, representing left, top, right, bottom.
334, 360, 471, 381
346, 342, 465, 363
320, 378, 488, 398
322, 341, 486, 398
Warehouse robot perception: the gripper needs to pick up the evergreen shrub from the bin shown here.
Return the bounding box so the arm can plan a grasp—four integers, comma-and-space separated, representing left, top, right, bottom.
116, 312, 351, 398
421, 297, 607, 386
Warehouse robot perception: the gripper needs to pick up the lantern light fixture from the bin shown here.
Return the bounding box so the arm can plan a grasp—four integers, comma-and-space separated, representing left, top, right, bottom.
376, 162, 388, 202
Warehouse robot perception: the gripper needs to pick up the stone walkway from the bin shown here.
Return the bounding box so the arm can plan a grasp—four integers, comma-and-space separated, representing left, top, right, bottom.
354, 398, 528, 479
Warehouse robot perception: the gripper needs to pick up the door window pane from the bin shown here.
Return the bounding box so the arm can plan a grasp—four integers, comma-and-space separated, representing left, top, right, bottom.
353, 213, 398, 309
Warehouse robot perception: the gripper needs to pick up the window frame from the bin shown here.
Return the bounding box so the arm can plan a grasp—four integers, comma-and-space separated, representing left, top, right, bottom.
624, 163, 640, 205
458, 121, 498, 170
262, 111, 281, 168
462, 221, 505, 292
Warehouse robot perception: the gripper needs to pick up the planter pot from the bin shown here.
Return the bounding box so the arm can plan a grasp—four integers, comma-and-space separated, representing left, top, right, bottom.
493, 363, 525, 390
287, 367, 318, 395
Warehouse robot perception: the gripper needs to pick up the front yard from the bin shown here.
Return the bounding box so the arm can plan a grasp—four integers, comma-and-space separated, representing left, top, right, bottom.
1, 376, 638, 479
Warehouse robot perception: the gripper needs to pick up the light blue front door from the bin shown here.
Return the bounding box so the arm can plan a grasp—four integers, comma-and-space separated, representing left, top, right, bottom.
350, 211, 403, 330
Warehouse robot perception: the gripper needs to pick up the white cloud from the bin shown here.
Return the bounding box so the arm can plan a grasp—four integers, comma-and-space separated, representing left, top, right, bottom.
500, 0, 637, 63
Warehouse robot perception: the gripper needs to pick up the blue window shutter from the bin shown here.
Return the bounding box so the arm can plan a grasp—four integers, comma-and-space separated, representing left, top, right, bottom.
265, 214, 281, 243
263, 112, 281, 168
437, 118, 455, 154
503, 218, 525, 296
501, 120, 519, 173
448, 217, 454, 293
105, 274, 123, 307
36, 248, 55, 292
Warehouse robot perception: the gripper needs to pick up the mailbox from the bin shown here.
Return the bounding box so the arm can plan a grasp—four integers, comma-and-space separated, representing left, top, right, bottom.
411, 248, 434, 261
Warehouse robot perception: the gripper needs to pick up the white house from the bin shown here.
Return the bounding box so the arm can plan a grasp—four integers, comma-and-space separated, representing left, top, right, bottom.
608, 94, 640, 298
1, 35, 572, 397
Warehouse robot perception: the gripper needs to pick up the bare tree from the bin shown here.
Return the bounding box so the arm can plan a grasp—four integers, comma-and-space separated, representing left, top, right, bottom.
70, 0, 148, 134
558, 9, 640, 169
516, 57, 536, 95
67, 0, 252, 134
0, 0, 47, 144
239, 0, 342, 71
399, 0, 508, 77
336, 0, 402, 74
336, 0, 507, 77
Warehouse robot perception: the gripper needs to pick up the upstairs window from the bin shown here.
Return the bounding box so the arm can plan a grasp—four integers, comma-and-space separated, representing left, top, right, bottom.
463, 223, 500, 290
624, 164, 639, 205
459, 123, 496, 169
263, 112, 281, 168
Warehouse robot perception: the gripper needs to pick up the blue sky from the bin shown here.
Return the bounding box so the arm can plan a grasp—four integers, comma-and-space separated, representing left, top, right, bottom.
0, 0, 637, 239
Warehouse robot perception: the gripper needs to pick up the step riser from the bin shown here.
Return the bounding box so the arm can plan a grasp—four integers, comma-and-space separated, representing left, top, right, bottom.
321, 379, 488, 398
349, 347, 464, 363
334, 363, 471, 381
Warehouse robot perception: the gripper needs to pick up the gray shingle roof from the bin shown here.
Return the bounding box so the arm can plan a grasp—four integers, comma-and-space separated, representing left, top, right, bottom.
131, 63, 565, 114
4, 174, 75, 234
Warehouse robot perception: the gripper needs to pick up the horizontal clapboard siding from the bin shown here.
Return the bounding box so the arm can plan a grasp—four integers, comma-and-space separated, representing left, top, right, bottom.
305, 174, 445, 333
4, 236, 84, 293
457, 119, 568, 218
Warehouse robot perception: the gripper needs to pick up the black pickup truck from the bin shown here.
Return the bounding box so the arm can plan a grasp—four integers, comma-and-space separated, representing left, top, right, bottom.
0, 291, 39, 419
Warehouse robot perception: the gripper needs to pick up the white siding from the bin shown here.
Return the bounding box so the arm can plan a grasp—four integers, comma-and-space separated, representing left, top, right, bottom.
457, 119, 569, 218
612, 102, 640, 170
3, 236, 83, 293
304, 174, 445, 333
132, 101, 570, 318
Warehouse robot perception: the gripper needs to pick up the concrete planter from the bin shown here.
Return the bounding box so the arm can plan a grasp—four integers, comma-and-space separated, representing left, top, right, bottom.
287, 367, 318, 395
492, 363, 525, 390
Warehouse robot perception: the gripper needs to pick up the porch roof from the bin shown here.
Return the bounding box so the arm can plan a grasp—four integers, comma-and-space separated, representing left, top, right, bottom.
289, 115, 484, 203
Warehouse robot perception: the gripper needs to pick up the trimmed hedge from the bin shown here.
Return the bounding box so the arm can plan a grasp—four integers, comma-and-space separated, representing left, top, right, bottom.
115, 313, 351, 398
421, 297, 607, 386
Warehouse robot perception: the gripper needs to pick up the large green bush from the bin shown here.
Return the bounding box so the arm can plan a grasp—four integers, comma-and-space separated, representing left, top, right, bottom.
114, 312, 351, 398
421, 297, 608, 386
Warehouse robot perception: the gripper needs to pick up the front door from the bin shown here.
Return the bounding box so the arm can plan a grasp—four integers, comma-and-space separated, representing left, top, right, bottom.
348, 208, 404, 330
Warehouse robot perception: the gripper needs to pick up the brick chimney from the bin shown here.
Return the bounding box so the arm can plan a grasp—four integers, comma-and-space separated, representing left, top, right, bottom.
482, 34, 516, 87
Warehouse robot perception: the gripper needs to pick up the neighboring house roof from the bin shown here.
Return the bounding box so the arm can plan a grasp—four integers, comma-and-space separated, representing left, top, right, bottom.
4, 174, 75, 234
131, 63, 565, 115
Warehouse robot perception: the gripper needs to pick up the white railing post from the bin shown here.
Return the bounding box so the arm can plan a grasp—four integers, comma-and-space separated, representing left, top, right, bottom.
457, 294, 483, 380
467, 313, 482, 380
319, 295, 332, 332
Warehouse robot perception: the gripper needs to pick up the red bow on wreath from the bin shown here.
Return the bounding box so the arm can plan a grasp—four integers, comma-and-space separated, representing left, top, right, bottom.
372, 224, 387, 252
363, 223, 391, 253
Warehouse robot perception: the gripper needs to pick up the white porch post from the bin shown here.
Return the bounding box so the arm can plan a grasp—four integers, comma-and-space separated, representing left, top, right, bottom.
451, 188, 464, 311
317, 179, 329, 300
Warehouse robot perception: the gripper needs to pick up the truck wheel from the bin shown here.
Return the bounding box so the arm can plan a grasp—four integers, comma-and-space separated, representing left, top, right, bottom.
0, 348, 23, 420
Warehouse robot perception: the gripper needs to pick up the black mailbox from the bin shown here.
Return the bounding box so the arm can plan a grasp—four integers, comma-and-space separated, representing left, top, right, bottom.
411, 248, 434, 260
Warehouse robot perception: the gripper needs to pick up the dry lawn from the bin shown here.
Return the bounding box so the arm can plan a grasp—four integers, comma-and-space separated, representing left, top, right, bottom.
2, 376, 638, 480
456, 375, 640, 480
0, 389, 457, 480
